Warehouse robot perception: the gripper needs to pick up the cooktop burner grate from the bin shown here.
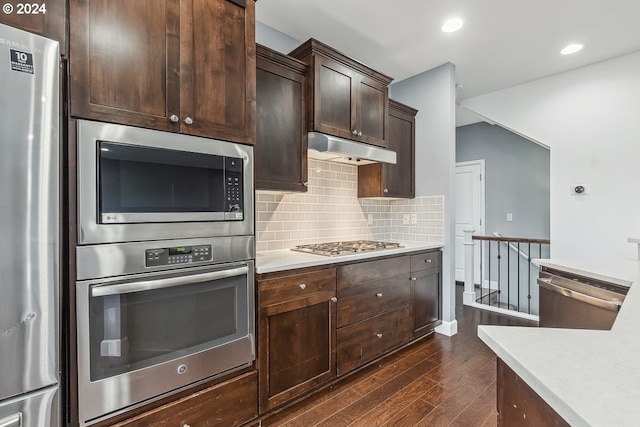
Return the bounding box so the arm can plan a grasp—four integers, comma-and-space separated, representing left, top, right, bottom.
291, 240, 403, 256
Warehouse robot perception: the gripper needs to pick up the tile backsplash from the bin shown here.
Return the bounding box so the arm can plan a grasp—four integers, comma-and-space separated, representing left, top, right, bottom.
256, 159, 444, 252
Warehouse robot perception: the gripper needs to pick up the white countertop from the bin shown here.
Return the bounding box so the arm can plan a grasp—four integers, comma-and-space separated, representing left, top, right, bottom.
478, 258, 640, 426
256, 242, 443, 274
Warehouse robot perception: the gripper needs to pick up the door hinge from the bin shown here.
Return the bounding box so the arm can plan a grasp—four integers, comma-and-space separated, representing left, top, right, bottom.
479, 173, 482, 181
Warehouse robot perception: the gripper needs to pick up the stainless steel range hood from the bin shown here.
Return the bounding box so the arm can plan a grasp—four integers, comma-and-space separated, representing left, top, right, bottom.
307, 132, 396, 165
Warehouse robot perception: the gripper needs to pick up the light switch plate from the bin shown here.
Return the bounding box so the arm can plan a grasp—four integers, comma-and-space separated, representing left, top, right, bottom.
506, 213, 513, 222
403, 214, 410, 225
367, 213, 373, 225
410, 213, 417, 225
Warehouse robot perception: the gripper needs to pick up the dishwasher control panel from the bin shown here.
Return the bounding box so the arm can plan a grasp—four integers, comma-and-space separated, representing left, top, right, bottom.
146, 245, 212, 267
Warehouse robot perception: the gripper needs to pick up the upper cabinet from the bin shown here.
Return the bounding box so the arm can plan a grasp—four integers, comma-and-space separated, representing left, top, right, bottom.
289, 38, 392, 148
358, 99, 417, 198
69, 0, 256, 144
255, 44, 309, 192
0, 0, 66, 56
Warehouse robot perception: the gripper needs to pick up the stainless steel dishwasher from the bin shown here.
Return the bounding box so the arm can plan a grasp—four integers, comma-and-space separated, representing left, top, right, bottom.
538, 270, 628, 330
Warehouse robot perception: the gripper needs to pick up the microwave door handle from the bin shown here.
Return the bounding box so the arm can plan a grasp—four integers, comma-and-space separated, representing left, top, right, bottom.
91, 266, 249, 297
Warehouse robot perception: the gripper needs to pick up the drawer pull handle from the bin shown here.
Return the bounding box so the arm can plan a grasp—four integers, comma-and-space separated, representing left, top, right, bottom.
331, 297, 338, 303
299, 284, 306, 290
376, 333, 383, 338
376, 292, 383, 298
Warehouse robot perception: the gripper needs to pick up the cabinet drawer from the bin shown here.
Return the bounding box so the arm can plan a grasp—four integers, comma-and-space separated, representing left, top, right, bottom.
410, 251, 442, 272
337, 256, 410, 289
259, 268, 337, 306
337, 306, 412, 375
114, 371, 258, 427
337, 276, 410, 327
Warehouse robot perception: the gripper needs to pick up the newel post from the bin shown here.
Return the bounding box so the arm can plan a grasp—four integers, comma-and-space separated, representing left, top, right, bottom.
463, 228, 477, 306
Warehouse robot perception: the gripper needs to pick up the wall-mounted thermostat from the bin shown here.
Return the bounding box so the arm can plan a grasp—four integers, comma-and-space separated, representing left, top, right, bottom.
570, 184, 590, 195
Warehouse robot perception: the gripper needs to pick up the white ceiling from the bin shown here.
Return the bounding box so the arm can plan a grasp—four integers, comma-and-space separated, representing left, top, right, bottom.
255, 0, 640, 126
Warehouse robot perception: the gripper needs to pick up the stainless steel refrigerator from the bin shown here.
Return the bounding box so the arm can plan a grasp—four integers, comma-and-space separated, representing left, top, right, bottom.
0, 24, 60, 427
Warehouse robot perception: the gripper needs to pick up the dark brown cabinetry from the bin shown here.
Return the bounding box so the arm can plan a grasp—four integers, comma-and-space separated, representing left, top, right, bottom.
255, 44, 309, 191
0, 0, 66, 55
290, 38, 392, 148
257, 267, 337, 412
497, 358, 569, 427
358, 99, 417, 198
410, 250, 442, 338
110, 371, 258, 427
69, 0, 256, 144
336, 256, 412, 375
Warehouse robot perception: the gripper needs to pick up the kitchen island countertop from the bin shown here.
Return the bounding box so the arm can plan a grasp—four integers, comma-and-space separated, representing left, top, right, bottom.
478, 258, 640, 426
256, 241, 443, 274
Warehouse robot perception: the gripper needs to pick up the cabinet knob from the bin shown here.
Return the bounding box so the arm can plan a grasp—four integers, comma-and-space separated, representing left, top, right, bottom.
352, 129, 358, 135
376, 333, 383, 338
411, 277, 417, 281
426, 259, 432, 263
299, 283, 306, 290
169, 114, 179, 123
383, 188, 389, 193
183, 424, 191, 427
375, 292, 383, 298
184, 117, 194, 125
357, 131, 363, 137
331, 297, 337, 303
303, 181, 309, 187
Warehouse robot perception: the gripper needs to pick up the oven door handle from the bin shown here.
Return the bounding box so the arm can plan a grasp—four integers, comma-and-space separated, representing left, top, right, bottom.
537, 277, 622, 312
91, 266, 249, 297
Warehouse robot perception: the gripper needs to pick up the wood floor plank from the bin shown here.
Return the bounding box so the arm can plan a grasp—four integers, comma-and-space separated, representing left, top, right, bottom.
448, 380, 498, 427
384, 398, 436, 426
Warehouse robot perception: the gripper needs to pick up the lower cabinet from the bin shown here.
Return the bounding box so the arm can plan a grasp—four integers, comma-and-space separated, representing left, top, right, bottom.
336, 256, 412, 376
111, 371, 258, 427
257, 268, 337, 412
497, 358, 570, 427
410, 250, 443, 338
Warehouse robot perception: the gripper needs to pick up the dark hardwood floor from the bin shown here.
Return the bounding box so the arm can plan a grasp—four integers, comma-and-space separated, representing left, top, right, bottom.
259, 284, 537, 427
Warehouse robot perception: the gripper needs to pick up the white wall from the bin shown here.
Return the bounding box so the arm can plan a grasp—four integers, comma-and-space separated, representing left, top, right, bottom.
256, 21, 301, 53
462, 51, 640, 260
390, 63, 458, 329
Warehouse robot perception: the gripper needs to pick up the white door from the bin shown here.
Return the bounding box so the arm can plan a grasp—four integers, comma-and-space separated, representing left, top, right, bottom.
455, 160, 485, 283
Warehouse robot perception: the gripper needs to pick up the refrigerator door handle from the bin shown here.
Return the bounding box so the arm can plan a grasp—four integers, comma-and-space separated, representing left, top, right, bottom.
0, 413, 21, 427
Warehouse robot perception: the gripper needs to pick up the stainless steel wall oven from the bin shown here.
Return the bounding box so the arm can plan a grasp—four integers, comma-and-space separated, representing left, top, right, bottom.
75, 121, 256, 425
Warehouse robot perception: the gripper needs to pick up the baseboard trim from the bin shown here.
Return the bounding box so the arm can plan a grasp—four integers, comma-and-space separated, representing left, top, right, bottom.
435, 320, 458, 337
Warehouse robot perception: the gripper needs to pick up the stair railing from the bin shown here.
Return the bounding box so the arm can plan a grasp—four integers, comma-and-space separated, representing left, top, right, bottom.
462, 229, 550, 320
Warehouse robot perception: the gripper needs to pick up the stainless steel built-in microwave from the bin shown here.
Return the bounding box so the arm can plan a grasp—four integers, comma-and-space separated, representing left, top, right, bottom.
77, 120, 254, 245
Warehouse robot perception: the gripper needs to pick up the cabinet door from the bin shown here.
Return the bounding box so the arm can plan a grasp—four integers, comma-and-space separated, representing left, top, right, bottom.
355, 75, 387, 147
69, 0, 180, 130
0, 0, 66, 56
180, 0, 255, 143
313, 55, 355, 140
411, 267, 442, 338
258, 288, 336, 411
383, 103, 415, 197
255, 45, 308, 191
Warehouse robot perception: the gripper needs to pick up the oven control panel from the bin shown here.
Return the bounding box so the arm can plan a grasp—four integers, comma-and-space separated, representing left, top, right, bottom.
145, 245, 212, 267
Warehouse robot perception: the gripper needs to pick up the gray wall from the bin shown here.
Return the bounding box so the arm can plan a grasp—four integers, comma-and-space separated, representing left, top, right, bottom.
256, 21, 301, 53
456, 122, 550, 240
390, 64, 458, 329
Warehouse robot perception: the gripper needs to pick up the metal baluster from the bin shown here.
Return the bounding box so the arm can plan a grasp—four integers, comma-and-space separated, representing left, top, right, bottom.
480, 240, 484, 305
528, 242, 532, 314
488, 241, 492, 307
517, 242, 520, 312
507, 239, 510, 310
497, 240, 501, 307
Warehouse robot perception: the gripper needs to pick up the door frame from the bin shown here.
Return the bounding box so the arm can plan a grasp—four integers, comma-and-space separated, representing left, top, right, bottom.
455, 159, 486, 283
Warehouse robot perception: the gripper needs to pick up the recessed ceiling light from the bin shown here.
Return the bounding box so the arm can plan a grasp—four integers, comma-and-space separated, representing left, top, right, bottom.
441, 18, 463, 33
560, 44, 584, 55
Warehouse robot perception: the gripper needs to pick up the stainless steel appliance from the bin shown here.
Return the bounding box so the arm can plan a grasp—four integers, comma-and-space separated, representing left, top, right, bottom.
538, 270, 627, 330
291, 240, 402, 256
75, 237, 255, 425
307, 132, 397, 165
76, 120, 254, 245
0, 24, 60, 426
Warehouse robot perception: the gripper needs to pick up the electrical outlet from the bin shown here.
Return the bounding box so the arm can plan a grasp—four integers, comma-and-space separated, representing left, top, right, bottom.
367, 213, 373, 225
506, 213, 513, 222
410, 213, 417, 225
403, 214, 410, 225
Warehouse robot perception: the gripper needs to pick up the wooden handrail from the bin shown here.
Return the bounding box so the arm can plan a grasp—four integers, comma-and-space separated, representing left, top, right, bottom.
471, 235, 550, 245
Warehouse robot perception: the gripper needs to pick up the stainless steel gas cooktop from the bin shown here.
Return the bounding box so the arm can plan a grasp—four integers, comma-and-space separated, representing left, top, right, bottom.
291, 240, 403, 256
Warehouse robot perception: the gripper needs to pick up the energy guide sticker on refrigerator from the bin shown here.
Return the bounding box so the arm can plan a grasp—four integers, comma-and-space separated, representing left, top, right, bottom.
0, 24, 61, 427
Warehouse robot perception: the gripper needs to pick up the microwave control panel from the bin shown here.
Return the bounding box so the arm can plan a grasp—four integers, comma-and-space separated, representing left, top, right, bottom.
224, 156, 243, 220
145, 245, 212, 267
